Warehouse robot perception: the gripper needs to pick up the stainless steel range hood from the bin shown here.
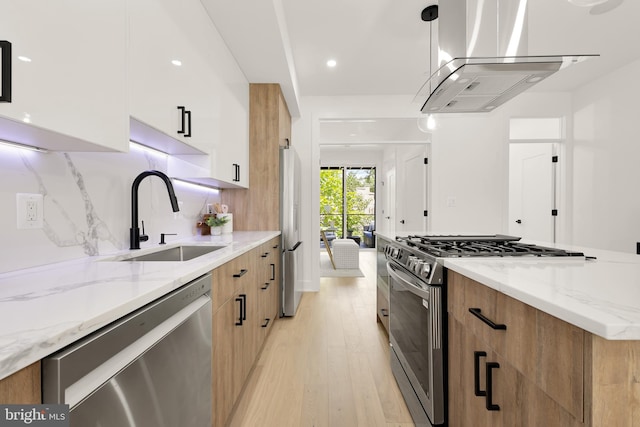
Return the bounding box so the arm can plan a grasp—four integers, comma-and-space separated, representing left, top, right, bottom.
416, 0, 597, 114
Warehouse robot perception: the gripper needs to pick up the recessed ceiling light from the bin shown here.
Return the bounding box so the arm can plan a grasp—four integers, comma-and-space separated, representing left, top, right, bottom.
326, 59, 337, 68
171, 59, 182, 66
18, 56, 32, 62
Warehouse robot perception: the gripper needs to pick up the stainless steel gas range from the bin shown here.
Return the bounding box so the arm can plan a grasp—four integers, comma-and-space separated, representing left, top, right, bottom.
381, 234, 583, 427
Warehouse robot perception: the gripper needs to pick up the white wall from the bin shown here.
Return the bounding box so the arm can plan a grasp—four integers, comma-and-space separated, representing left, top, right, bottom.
569, 58, 640, 253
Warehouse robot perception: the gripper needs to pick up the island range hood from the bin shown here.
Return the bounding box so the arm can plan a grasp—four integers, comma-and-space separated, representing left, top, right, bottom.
416, 0, 598, 114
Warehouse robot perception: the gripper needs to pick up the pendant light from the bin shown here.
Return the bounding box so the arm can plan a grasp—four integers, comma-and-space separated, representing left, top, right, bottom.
418, 5, 438, 133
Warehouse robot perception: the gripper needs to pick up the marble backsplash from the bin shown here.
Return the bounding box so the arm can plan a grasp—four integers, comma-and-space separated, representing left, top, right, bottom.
0, 143, 221, 274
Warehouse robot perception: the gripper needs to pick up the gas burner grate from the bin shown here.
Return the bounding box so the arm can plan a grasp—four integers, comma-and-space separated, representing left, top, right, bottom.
396, 235, 583, 258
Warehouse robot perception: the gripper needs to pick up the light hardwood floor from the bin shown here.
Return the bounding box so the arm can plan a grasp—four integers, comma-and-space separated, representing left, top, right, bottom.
227, 249, 415, 427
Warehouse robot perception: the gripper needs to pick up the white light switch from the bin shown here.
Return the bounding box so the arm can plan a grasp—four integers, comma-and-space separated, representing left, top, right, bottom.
17, 193, 44, 229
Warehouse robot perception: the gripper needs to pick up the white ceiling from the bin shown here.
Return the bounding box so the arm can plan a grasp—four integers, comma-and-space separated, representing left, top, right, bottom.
203, 0, 640, 120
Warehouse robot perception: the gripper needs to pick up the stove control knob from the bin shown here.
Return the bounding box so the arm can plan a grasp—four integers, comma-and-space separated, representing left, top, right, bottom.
418, 261, 432, 279
407, 256, 419, 270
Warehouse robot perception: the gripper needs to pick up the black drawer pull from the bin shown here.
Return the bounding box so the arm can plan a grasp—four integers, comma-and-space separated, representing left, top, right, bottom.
262, 318, 270, 328
270, 263, 275, 281
474, 351, 487, 397
261, 252, 269, 258
469, 308, 507, 330
233, 269, 248, 278
486, 362, 500, 411
272, 245, 279, 249
239, 294, 247, 321
261, 283, 269, 290
380, 308, 389, 317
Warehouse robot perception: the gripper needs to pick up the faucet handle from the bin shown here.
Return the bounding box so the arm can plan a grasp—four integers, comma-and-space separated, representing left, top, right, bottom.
160, 233, 177, 245
139, 220, 149, 242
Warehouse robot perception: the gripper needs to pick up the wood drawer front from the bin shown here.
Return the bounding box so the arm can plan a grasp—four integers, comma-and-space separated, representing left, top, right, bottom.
376, 284, 389, 334
212, 250, 254, 312
449, 271, 584, 421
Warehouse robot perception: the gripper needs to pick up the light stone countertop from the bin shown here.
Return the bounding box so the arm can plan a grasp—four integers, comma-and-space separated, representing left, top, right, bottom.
377, 233, 640, 341
0, 231, 280, 382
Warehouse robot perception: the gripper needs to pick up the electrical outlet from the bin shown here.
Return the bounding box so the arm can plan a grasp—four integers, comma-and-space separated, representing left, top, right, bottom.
17, 193, 43, 229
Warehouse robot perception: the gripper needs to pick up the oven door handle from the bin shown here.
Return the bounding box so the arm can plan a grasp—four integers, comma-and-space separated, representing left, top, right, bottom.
387, 262, 431, 300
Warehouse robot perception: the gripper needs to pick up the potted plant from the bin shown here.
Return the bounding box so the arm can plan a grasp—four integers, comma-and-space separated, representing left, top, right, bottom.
205, 215, 230, 236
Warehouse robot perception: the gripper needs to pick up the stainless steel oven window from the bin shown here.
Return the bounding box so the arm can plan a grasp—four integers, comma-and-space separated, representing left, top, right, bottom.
388, 260, 445, 425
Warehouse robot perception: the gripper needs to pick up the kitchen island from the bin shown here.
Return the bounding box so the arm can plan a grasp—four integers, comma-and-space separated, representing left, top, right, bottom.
443, 243, 640, 426
0, 231, 280, 385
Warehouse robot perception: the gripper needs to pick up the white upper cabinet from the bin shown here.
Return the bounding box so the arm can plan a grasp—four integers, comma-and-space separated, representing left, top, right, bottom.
0, 1, 128, 152
129, 0, 249, 188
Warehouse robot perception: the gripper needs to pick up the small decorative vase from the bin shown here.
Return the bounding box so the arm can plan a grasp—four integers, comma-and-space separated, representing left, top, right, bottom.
211, 226, 222, 236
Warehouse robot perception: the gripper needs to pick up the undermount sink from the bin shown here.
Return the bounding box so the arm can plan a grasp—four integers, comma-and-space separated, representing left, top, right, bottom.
121, 245, 225, 262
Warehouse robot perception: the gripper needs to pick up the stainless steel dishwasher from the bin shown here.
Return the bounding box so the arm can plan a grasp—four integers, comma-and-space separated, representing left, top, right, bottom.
42, 273, 212, 427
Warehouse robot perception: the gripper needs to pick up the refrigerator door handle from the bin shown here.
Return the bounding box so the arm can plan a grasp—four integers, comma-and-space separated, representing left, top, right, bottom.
288, 241, 302, 251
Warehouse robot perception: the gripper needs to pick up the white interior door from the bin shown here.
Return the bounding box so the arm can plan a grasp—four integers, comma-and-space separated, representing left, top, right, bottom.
509, 143, 555, 242
399, 146, 428, 233
386, 171, 396, 235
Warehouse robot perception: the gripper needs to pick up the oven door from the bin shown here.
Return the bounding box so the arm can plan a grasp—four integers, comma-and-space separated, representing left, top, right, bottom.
388, 260, 445, 426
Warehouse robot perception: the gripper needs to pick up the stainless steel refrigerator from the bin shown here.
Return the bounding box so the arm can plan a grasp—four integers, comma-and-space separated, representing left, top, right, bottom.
280, 145, 303, 316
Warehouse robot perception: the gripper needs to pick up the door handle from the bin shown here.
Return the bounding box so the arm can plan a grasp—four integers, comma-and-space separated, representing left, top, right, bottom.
232, 163, 240, 182
233, 269, 248, 278
235, 297, 243, 326
0, 41, 12, 103
474, 351, 487, 397
270, 263, 275, 281
184, 109, 191, 137
515, 219, 522, 224
261, 283, 269, 290
469, 308, 507, 330
177, 106, 186, 135
485, 362, 501, 411
240, 294, 247, 321
261, 318, 270, 328
400, 220, 405, 224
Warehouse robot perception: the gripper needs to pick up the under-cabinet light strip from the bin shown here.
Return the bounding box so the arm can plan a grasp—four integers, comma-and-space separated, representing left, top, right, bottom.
0, 138, 48, 153
129, 140, 168, 157
172, 178, 220, 193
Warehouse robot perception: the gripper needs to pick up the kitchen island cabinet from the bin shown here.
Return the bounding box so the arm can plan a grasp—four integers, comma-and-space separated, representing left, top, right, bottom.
447, 269, 640, 426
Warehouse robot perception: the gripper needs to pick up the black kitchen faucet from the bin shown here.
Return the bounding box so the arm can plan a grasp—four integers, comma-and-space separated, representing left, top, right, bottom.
130, 170, 180, 249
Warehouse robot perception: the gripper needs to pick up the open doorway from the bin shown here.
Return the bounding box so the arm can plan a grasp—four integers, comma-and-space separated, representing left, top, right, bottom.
320, 166, 376, 248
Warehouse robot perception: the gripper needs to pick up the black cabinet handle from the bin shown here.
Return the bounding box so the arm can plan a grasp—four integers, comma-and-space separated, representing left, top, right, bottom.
380, 308, 389, 318
240, 294, 247, 321
235, 297, 243, 326
261, 252, 269, 258
261, 282, 269, 290
270, 263, 275, 281
485, 362, 501, 411
177, 106, 186, 134
233, 269, 248, 278
262, 318, 270, 328
469, 308, 507, 330
474, 351, 487, 397
0, 41, 12, 103
273, 244, 279, 249
184, 109, 191, 137
232, 163, 240, 182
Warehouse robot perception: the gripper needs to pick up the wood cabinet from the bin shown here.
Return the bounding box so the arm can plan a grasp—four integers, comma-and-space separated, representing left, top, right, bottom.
0, 362, 40, 404
375, 236, 390, 334
129, 0, 249, 187
221, 84, 291, 230
0, 1, 128, 152
448, 271, 585, 426
212, 238, 281, 427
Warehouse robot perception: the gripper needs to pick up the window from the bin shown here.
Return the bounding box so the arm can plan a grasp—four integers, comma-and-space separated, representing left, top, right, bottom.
320, 166, 376, 248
